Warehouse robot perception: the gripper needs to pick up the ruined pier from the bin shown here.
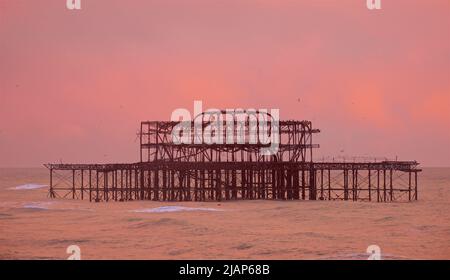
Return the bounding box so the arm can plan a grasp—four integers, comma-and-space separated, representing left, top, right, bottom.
46, 113, 420, 202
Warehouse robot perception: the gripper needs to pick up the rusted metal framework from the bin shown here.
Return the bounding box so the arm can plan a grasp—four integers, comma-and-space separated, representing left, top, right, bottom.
45, 116, 421, 202
140, 119, 318, 163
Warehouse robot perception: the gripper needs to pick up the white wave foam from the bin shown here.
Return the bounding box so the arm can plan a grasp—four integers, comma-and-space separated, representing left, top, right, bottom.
319, 252, 409, 260
11, 184, 47, 190
21, 201, 94, 212
132, 206, 223, 213
22, 202, 54, 210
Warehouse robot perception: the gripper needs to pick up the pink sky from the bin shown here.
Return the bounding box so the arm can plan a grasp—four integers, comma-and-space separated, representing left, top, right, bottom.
0, 0, 449, 167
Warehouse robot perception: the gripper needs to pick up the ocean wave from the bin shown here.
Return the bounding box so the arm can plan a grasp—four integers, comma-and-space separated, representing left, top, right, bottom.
20, 201, 94, 212
132, 206, 223, 213
11, 184, 47, 190
22, 202, 54, 210
319, 252, 409, 260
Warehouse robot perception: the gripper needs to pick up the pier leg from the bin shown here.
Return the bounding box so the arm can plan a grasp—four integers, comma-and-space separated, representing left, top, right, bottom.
415, 171, 418, 200
72, 169, 76, 199
344, 169, 349, 201
95, 171, 100, 202
309, 167, 316, 200
328, 169, 331, 200
49, 168, 55, 198
89, 169, 92, 202
81, 170, 84, 200
390, 169, 393, 202
368, 169, 371, 202
301, 169, 306, 200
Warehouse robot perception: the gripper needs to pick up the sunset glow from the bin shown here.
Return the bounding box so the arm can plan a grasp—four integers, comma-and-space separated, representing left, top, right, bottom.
0, 0, 449, 166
